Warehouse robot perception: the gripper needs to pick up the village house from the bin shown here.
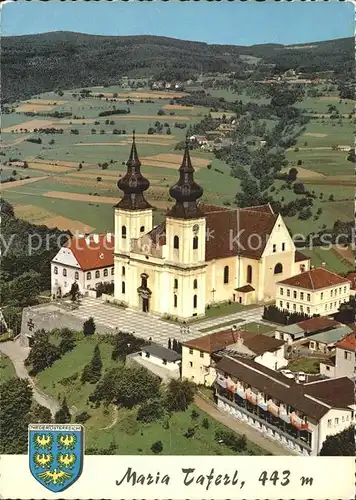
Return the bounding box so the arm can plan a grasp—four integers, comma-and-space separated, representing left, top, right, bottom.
51, 233, 114, 298
305, 325, 353, 353
215, 354, 355, 456
275, 316, 341, 344
181, 327, 287, 385
276, 266, 350, 316
334, 332, 356, 378
189, 135, 208, 145
128, 342, 181, 381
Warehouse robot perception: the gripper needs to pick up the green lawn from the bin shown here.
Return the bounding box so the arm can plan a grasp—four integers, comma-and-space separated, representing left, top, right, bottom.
287, 357, 320, 374
199, 318, 244, 333
34, 334, 267, 455
242, 322, 277, 335
0, 354, 16, 382
301, 247, 353, 275
201, 302, 256, 320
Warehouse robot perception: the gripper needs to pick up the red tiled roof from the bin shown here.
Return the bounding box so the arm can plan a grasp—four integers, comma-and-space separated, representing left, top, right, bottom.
346, 273, 356, 290
183, 328, 284, 356
297, 317, 340, 334
295, 250, 310, 263
66, 233, 114, 271
335, 332, 356, 352
202, 204, 277, 261
278, 267, 350, 290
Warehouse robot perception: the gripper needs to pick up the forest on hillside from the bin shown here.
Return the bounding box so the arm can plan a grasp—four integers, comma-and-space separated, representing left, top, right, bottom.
2, 32, 353, 102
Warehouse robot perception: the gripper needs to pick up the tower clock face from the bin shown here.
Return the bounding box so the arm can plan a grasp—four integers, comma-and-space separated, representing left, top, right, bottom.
193, 224, 199, 234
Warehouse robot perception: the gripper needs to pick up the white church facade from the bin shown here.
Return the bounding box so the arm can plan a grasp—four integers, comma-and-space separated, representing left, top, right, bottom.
112, 134, 310, 320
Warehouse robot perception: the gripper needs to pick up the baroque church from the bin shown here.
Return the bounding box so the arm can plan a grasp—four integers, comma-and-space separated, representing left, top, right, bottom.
113, 133, 310, 320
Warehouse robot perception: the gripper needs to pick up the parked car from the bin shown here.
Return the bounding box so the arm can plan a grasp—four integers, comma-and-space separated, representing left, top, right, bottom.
295, 371, 306, 383
281, 369, 294, 379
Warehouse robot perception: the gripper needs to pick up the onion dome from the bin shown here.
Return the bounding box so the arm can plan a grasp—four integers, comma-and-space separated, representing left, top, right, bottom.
167, 138, 204, 219
116, 131, 151, 210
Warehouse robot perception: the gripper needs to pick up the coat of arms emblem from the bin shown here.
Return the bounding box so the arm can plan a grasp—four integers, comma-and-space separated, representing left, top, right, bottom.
28, 424, 84, 492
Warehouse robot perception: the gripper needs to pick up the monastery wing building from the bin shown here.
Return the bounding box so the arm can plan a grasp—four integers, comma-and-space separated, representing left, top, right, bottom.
113, 133, 310, 320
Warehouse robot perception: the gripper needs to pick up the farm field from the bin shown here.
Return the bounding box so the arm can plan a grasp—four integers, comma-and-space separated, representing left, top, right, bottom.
1, 87, 241, 232
1, 85, 353, 274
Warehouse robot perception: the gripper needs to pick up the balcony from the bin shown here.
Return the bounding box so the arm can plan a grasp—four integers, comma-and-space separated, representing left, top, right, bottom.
216, 375, 227, 388
257, 395, 268, 411
279, 407, 291, 424
236, 386, 246, 399
216, 392, 312, 454
291, 412, 309, 430
246, 389, 257, 405
267, 400, 280, 417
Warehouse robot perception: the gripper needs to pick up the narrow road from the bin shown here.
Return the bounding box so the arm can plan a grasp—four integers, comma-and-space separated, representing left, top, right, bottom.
195, 394, 294, 456
0, 341, 60, 416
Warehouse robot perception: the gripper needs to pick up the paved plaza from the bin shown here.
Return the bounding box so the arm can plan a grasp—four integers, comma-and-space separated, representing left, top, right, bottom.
60, 297, 264, 345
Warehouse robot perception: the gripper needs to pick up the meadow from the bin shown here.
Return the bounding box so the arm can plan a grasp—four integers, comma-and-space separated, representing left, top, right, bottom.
1, 84, 353, 272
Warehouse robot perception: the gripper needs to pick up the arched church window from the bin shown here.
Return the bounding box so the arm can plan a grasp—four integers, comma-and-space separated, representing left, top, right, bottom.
122, 266, 125, 276
54, 266, 58, 275
95, 270, 100, 279
122, 226, 127, 239
193, 236, 198, 249
174, 279, 178, 290
104, 269, 108, 277
122, 281, 126, 294
140, 226, 145, 233
174, 294, 177, 308
247, 265, 252, 284
193, 279, 198, 289
274, 263, 283, 275
193, 294, 197, 309
224, 266, 229, 284
174, 235, 179, 249
87, 272, 91, 280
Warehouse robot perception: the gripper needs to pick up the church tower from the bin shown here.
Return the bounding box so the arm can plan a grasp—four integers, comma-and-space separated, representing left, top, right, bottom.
165, 138, 206, 318
114, 132, 153, 302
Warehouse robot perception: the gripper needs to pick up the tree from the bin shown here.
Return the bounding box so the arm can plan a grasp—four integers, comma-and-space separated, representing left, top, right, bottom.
165, 379, 196, 412
58, 328, 76, 355
0, 378, 33, 453
329, 194, 335, 202
289, 167, 298, 181
166, 127, 171, 135
151, 440, 163, 454
293, 182, 305, 195
49, 139, 55, 145
319, 426, 354, 456
9, 271, 42, 307
30, 403, 52, 423
83, 317, 96, 336
111, 332, 147, 361
26, 331, 61, 375
55, 397, 71, 424
202, 417, 209, 429
90, 366, 160, 408
81, 345, 102, 384
69, 281, 79, 302
172, 338, 178, 352
137, 398, 165, 423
